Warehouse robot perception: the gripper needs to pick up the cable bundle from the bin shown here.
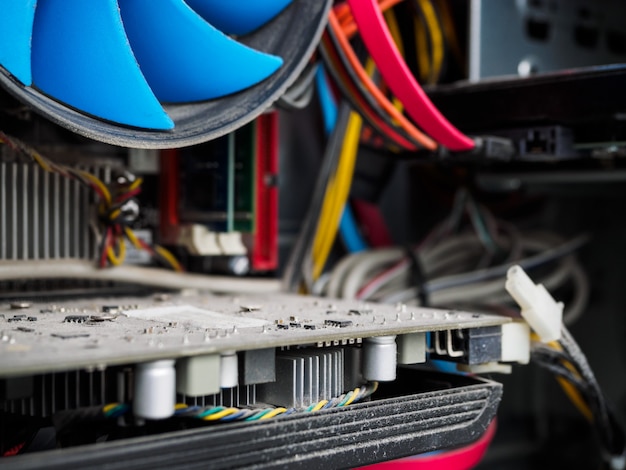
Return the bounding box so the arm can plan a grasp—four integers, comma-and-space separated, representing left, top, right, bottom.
320, 0, 471, 152
176, 383, 377, 423
285, 0, 475, 291
323, 190, 590, 325
531, 328, 626, 469
100, 383, 377, 424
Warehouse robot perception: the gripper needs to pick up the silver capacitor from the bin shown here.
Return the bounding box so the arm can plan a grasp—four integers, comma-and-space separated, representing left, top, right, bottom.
363, 335, 397, 381
134, 360, 176, 419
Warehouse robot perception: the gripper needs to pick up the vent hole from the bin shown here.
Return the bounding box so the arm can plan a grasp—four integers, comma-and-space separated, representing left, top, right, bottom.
525, 18, 551, 42
574, 25, 599, 49
607, 30, 626, 55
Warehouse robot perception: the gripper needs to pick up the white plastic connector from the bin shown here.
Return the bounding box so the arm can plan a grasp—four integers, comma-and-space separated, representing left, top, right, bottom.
501, 322, 531, 364
505, 265, 563, 343
177, 224, 221, 256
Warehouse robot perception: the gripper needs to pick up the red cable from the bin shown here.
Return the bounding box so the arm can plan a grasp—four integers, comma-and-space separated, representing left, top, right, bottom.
2, 442, 25, 457
99, 227, 112, 268
352, 199, 393, 248
346, 0, 475, 151
359, 419, 497, 470
114, 187, 142, 205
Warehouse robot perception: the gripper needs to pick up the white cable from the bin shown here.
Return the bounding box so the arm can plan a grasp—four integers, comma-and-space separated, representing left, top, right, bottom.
325, 247, 403, 298
0, 259, 282, 294
562, 261, 590, 326
340, 249, 405, 299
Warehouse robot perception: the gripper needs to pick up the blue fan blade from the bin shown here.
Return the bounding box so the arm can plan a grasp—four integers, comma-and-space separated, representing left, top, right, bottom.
119, 0, 283, 103
31, 0, 173, 130
0, 0, 37, 85
184, 0, 293, 36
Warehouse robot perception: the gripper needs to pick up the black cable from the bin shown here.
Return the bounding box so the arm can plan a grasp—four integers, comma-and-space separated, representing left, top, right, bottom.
319, 38, 411, 151
559, 326, 626, 458
405, 245, 429, 306
321, 26, 424, 150
531, 351, 591, 396
282, 102, 351, 292
531, 326, 626, 464
425, 234, 590, 293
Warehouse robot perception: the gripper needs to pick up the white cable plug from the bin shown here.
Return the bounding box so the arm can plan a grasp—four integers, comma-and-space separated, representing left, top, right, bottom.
505, 265, 563, 343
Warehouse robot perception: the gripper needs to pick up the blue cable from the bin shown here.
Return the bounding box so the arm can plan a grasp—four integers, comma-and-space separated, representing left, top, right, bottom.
315, 65, 368, 253
315, 65, 338, 135
339, 206, 368, 253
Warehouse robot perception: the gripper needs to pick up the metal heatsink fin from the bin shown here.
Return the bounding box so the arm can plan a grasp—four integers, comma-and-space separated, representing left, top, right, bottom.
257, 348, 345, 408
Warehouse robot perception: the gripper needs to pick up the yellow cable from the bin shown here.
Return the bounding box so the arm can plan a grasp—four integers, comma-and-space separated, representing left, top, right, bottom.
175, 403, 188, 410
414, 16, 431, 83
31, 151, 52, 172
125, 227, 183, 272
436, 0, 465, 73
556, 376, 594, 422
532, 338, 594, 422
343, 388, 360, 407
124, 227, 143, 249
78, 170, 112, 206
312, 58, 376, 279
129, 177, 143, 191
548, 341, 594, 422
384, 9, 404, 56
103, 403, 120, 414
416, 0, 445, 84
311, 111, 363, 280
155, 245, 184, 272
203, 407, 239, 421
383, 10, 406, 116
107, 237, 127, 266
109, 208, 122, 221
259, 407, 287, 420
311, 400, 328, 412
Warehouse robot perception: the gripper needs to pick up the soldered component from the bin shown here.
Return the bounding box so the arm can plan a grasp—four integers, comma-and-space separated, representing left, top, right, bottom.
64, 315, 90, 323
363, 335, 397, 382
325, 319, 353, 328
10, 302, 32, 310
134, 360, 176, 420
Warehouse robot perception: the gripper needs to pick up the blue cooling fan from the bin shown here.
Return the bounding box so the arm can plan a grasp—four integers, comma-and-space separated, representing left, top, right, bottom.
0, 0, 331, 148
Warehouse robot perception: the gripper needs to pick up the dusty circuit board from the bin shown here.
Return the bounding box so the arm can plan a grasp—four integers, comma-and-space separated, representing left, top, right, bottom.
0, 293, 510, 376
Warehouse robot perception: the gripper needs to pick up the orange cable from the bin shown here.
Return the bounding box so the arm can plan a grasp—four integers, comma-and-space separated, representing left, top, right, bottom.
327, 12, 437, 150
338, 0, 404, 39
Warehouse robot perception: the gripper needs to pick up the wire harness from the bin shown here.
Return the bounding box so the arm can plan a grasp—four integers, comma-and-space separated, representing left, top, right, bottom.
0, 131, 182, 272
506, 268, 626, 469
101, 383, 378, 424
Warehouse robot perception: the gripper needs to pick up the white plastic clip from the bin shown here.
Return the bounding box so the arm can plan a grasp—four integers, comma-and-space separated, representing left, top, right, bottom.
505, 265, 563, 343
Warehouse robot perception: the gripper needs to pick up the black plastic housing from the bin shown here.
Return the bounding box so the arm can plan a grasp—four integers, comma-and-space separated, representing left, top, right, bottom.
6, 370, 501, 470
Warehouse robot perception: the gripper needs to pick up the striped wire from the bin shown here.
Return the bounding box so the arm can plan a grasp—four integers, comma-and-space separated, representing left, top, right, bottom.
102, 382, 379, 425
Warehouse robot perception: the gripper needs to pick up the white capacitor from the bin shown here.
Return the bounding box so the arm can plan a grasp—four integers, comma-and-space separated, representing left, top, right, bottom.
363, 335, 397, 382
220, 352, 239, 389
134, 360, 176, 420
